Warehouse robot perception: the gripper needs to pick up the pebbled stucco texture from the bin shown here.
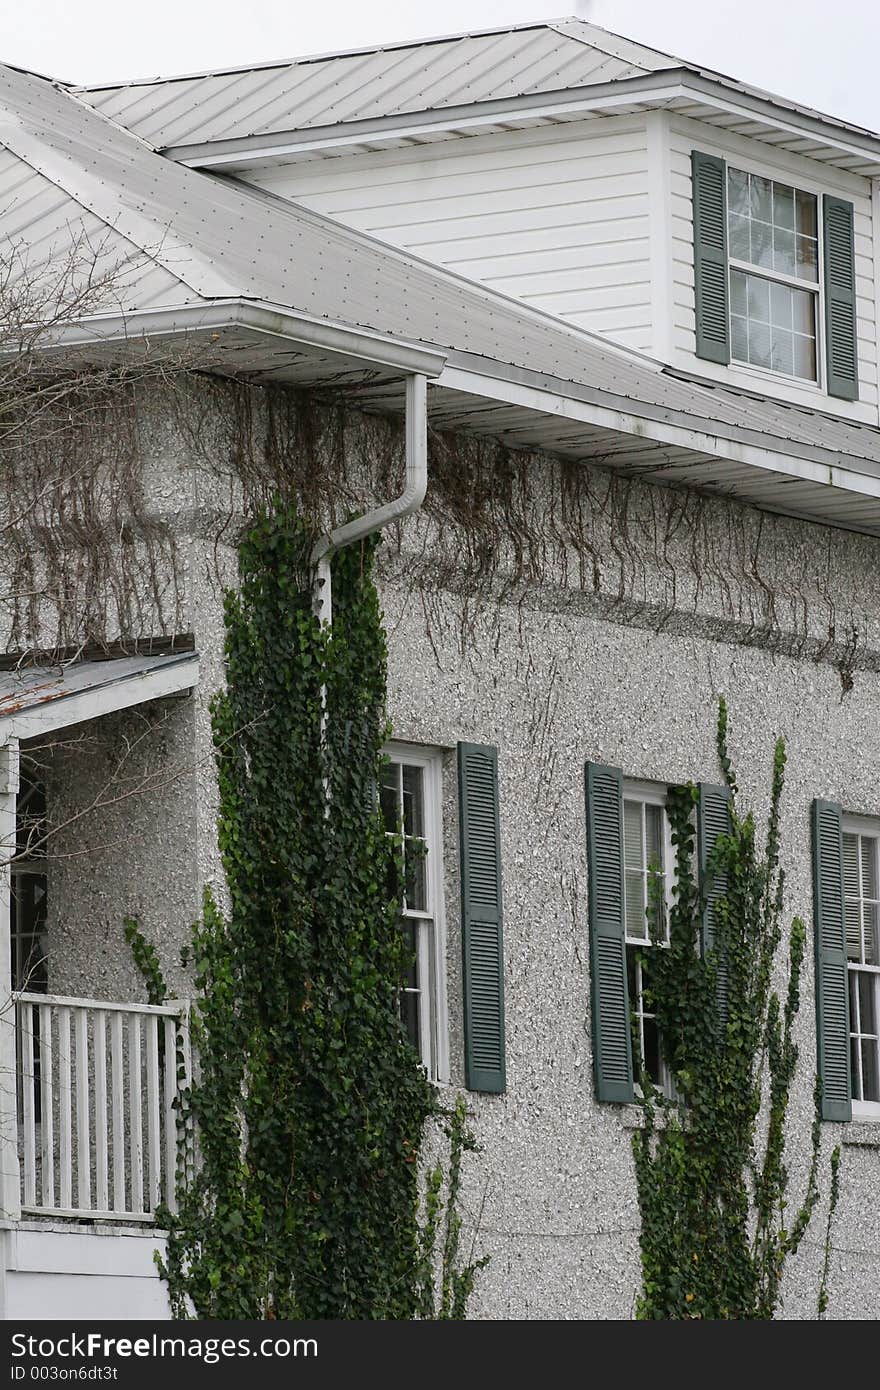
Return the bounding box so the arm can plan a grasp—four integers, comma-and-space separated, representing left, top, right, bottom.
8, 379, 879, 1319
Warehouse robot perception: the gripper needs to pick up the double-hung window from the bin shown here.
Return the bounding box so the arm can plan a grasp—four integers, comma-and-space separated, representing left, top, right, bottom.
623, 785, 673, 1093
692, 150, 858, 400
380, 744, 448, 1083
727, 168, 819, 383
842, 819, 880, 1118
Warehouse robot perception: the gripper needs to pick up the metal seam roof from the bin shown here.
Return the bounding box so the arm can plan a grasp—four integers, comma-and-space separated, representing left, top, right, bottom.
70, 18, 880, 155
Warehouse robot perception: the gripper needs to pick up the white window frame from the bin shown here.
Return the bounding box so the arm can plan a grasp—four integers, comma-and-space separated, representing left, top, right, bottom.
383, 742, 449, 1085
842, 812, 880, 1122
725, 160, 826, 392
623, 779, 675, 1095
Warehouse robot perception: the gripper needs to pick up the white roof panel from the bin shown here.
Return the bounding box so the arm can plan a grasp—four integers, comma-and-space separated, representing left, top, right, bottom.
0, 653, 199, 739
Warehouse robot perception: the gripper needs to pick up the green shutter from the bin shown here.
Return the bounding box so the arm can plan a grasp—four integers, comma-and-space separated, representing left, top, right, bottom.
458, 743, 506, 1094
823, 196, 859, 401
585, 762, 633, 1103
698, 782, 732, 1019
811, 800, 852, 1121
691, 150, 730, 364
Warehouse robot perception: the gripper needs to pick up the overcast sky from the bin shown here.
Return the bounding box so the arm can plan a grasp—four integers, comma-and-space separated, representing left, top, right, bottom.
2, 0, 878, 133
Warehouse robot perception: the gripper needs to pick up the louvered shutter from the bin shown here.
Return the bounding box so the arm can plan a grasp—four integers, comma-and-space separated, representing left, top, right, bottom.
691, 151, 730, 364
698, 783, 732, 1020
823, 196, 859, 401
811, 800, 852, 1121
458, 743, 506, 1094
585, 762, 633, 1103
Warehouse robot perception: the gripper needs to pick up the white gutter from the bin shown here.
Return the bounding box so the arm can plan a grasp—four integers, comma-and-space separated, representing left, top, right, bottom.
311, 372, 428, 626
27, 299, 447, 380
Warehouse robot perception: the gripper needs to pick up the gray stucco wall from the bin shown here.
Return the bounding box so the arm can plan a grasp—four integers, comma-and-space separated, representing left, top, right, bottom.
9, 378, 879, 1319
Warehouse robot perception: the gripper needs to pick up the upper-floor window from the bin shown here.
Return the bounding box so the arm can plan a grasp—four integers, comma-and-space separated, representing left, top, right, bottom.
380, 744, 448, 1083
842, 819, 879, 1119
727, 168, 819, 383
691, 150, 859, 401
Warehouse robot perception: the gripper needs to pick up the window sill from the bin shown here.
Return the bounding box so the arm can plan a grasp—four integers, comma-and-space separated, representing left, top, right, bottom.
842, 1121, 880, 1147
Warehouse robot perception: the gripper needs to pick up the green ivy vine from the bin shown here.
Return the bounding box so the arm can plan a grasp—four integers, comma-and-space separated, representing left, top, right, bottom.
140, 503, 485, 1319
632, 699, 840, 1319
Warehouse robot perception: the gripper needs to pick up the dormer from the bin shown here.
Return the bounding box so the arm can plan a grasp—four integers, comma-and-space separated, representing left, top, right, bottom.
77, 18, 880, 423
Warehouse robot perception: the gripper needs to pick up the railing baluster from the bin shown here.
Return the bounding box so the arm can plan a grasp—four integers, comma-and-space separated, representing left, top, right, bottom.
110, 1011, 125, 1213
93, 1011, 108, 1212
74, 1008, 91, 1210
146, 1015, 160, 1212
19, 1002, 36, 1209
163, 1015, 178, 1212
128, 1014, 143, 1214
38, 1003, 54, 1208
12, 992, 190, 1224
57, 1006, 72, 1210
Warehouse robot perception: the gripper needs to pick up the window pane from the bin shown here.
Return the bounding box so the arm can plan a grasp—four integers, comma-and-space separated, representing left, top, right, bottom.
729, 213, 750, 262
731, 315, 749, 362
748, 319, 772, 369
796, 189, 817, 238
643, 1016, 661, 1085
750, 220, 773, 269
860, 838, 877, 900
770, 280, 792, 329
401, 764, 424, 839
750, 175, 772, 222
845, 898, 862, 961
727, 167, 749, 216
747, 276, 770, 322
404, 837, 427, 912
861, 1039, 879, 1102
627, 944, 638, 1010
399, 921, 420, 1050
773, 226, 796, 277
380, 767, 400, 834
791, 287, 815, 335
645, 805, 663, 866
773, 182, 795, 230
730, 269, 748, 315
796, 235, 818, 282
793, 333, 817, 382
625, 869, 647, 940
858, 971, 876, 1032
623, 801, 643, 871
771, 330, 793, 377
851, 1036, 861, 1100
849, 969, 861, 1029
864, 904, 878, 966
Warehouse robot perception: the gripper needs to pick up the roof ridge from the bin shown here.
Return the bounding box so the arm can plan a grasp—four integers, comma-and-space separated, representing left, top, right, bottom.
73, 17, 582, 92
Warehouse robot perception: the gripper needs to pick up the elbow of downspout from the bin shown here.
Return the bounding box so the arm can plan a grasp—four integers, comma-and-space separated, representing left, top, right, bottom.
311, 372, 428, 622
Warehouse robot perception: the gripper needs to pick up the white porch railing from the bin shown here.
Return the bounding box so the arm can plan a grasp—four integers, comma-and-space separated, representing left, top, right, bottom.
14, 993, 190, 1223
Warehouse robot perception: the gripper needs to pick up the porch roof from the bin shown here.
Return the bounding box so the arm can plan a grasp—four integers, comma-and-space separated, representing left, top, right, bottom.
0, 652, 199, 741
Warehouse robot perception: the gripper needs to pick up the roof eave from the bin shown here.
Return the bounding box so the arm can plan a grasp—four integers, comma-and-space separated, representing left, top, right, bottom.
164, 70, 880, 176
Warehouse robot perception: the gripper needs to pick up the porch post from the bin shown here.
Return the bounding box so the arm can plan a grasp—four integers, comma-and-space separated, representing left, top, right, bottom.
0, 739, 21, 1221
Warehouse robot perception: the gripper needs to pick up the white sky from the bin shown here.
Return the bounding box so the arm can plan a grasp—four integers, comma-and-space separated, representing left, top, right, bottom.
2, 0, 879, 133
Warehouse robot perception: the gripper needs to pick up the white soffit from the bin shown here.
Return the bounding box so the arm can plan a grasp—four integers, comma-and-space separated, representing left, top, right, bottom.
0, 653, 199, 740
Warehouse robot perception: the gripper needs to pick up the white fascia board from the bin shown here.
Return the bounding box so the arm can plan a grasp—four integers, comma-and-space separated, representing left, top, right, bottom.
437, 364, 880, 504
24, 300, 447, 379
0, 654, 200, 741
169, 73, 880, 173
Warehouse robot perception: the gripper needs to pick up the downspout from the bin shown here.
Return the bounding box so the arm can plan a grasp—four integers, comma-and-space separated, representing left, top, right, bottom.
311, 372, 428, 626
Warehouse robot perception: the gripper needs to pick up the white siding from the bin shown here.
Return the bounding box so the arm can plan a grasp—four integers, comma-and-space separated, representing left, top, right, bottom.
669, 116, 879, 421
243, 117, 654, 352
0, 1225, 170, 1319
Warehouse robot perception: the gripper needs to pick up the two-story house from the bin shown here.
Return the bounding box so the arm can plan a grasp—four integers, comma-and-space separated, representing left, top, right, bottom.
0, 18, 878, 1318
